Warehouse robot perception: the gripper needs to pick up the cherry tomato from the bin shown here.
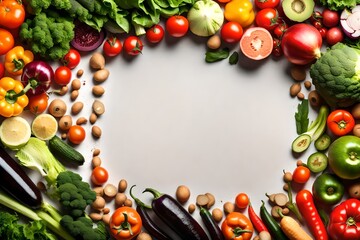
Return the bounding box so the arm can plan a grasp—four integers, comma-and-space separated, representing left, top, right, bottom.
0, 28, 14, 55
166, 15, 189, 38
54, 66, 72, 86
318, 27, 328, 38
91, 166, 109, 185
220, 21, 244, 43
312, 20, 323, 30
292, 166, 311, 184
322, 9, 340, 28
255, 0, 280, 9
103, 37, 123, 57
67, 125, 86, 145
273, 21, 288, 38
0, 62, 4, 78
310, 11, 322, 23
327, 109, 355, 136
255, 8, 279, 31
28, 92, 49, 115
123, 36, 143, 56
235, 193, 250, 209
326, 27, 344, 46
0, 0, 26, 29
61, 49, 81, 69
146, 24, 165, 43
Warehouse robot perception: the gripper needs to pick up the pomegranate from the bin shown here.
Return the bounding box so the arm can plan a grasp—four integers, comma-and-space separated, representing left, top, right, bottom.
281, 23, 322, 65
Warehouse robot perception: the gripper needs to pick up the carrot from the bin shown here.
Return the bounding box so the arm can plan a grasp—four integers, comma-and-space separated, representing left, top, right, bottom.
279, 210, 313, 240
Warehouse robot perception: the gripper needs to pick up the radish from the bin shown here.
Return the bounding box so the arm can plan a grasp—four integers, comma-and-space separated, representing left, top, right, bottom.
281, 23, 322, 65
340, 6, 360, 39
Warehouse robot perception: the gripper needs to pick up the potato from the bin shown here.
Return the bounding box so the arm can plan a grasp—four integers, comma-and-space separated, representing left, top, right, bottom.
176, 185, 190, 204
348, 182, 360, 199
351, 103, 360, 119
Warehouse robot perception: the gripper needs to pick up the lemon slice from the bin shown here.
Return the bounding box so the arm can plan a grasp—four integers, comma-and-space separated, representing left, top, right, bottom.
31, 114, 58, 140
0, 116, 31, 150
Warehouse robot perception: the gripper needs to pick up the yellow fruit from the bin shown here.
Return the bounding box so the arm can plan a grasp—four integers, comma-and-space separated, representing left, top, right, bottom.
0, 116, 31, 150
31, 114, 58, 140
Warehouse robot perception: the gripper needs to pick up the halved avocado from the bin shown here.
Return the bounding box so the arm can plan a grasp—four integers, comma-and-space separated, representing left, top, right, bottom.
282, 0, 315, 22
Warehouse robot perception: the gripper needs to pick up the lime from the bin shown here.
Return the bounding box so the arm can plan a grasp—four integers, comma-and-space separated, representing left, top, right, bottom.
0, 116, 31, 150
31, 114, 58, 140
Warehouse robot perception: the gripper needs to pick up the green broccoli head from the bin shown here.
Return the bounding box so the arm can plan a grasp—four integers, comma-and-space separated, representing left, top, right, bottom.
56, 171, 96, 218
310, 43, 360, 108
60, 215, 109, 240
19, 12, 74, 60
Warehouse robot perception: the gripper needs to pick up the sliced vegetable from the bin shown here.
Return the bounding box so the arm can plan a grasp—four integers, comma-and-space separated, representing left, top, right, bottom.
239, 27, 273, 60
187, 0, 224, 37
314, 133, 331, 151
340, 6, 360, 39
71, 21, 105, 52
31, 114, 58, 141
307, 152, 328, 173
291, 105, 328, 153
0, 116, 31, 150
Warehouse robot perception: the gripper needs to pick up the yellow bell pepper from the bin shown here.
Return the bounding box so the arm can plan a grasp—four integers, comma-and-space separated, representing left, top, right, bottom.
224, 0, 255, 28
5, 46, 34, 76
0, 77, 29, 117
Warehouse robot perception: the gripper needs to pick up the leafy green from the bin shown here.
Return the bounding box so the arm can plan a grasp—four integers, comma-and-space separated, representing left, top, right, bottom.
317, 0, 359, 11
0, 211, 56, 240
205, 48, 230, 63
295, 99, 309, 135
229, 52, 239, 65
310, 43, 360, 108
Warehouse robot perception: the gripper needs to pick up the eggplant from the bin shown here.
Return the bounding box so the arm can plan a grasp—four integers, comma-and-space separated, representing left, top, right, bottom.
144, 188, 210, 240
0, 145, 42, 208
130, 185, 173, 240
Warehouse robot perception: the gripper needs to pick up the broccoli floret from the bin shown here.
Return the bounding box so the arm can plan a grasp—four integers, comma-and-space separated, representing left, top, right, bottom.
56, 171, 96, 218
19, 11, 74, 60
310, 43, 360, 107
60, 215, 109, 240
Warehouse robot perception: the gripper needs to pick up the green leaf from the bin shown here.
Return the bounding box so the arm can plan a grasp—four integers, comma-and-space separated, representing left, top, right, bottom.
295, 99, 309, 134
229, 51, 239, 65
205, 48, 230, 63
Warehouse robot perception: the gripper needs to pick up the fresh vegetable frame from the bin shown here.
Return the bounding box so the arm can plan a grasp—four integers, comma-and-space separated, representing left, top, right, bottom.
1, 0, 360, 239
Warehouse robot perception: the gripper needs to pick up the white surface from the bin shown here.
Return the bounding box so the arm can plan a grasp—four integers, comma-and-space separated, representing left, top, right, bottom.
74, 34, 307, 211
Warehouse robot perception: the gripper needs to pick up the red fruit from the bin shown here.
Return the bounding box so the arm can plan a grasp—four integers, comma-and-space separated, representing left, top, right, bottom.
281, 23, 322, 65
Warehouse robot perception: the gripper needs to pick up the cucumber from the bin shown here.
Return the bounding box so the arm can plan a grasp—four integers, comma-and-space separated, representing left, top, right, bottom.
314, 133, 331, 151
48, 135, 85, 165
307, 152, 328, 173
292, 134, 311, 153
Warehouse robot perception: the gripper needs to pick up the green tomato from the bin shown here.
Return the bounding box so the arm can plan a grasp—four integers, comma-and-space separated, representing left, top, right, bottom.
312, 173, 345, 205
328, 135, 360, 179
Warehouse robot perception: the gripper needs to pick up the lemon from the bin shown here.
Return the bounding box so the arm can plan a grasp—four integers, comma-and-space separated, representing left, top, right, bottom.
0, 116, 31, 150
31, 113, 58, 140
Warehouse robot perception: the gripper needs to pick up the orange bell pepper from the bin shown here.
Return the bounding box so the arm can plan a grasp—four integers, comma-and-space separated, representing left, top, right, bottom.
5, 46, 34, 76
221, 211, 254, 240
0, 77, 29, 117
109, 206, 142, 240
224, 0, 255, 28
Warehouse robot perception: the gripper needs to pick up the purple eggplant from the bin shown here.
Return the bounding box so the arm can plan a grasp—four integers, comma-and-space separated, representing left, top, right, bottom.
0, 145, 42, 208
130, 186, 173, 240
21, 60, 54, 96
144, 188, 210, 240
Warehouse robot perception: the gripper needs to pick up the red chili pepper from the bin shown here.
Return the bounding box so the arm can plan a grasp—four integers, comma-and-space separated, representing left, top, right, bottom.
328, 198, 360, 240
248, 203, 268, 233
296, 189, 328, 240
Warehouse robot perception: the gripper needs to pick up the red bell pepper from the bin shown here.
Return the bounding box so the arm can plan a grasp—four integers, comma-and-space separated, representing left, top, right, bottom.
328, 198, 360, 240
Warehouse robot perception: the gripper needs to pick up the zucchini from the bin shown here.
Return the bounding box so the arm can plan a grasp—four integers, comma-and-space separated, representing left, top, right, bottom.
48, 135, 85, 165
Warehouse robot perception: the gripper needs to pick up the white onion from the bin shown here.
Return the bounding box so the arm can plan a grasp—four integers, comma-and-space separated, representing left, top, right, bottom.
340, 6, 360, 39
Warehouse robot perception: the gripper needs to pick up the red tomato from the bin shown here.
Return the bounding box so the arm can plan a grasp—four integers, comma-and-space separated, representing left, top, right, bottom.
255, 8, 279, 31
67, 125, 86, 145
322, 9, 340, 28
220, 21, 243, 43
0, 62, 4, 78
91, 166, 109, 185
255, 0, 280, 9
146, 24, 165, 43
235, 193, 250, 209
54, 66, 72, 85
0, 0, 25, 29
292, 166, 311, 184
103, 37, 123, 57
216, 0, 231, 2
0, 28, 14, 55
273, 21, 288, 38
326, 27, 344, 46
166, 15, 189, 38
123, 36, 143, 56
28, 92, 49, 114
318, 27, 328, 38
327, 109, 355, 136
61, 49, 81, 69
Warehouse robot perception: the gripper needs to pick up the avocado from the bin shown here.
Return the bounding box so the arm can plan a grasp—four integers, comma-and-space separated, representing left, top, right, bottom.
282, 0, 315, 22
